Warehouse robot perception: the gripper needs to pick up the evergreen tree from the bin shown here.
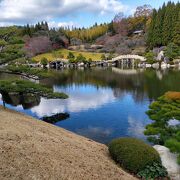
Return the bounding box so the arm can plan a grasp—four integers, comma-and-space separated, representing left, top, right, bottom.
173, 12, 180, 45
26, 24, 32, 37
162, 2, 174, 45
45, 21, 49, 31
164, 42, 180, 60
147, 9, 157, 48
173, 3, 180, 45
147, 1, 180, 48
153, 8, 163, 46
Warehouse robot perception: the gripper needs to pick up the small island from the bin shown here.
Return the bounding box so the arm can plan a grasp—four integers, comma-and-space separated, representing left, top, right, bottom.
0, 79, 68, 100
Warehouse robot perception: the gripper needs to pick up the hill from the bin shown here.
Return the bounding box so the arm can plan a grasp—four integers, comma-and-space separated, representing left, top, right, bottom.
0, 2, 179, 65
0, 106, 136, 180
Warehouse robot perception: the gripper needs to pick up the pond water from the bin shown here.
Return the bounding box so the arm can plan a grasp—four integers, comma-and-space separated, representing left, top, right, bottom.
0, 68, 180, 144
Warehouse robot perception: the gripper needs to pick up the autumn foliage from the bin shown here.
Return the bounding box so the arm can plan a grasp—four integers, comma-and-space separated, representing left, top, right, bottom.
24, 36, 53, 57
164, 91, 180, 100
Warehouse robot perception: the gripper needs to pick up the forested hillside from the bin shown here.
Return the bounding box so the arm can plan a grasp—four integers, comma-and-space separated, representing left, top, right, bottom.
62, 4, 152, 54
0, 1, 179, 65
147, 1, 180, 48
62, 23, 109, 43
0, 27, 25, 64
0, 22, 69, 64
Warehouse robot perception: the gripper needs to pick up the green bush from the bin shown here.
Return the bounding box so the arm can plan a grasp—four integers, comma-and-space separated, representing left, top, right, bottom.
41, 57, 48, 68
145, 52, 155, 64
165, 138, 180, 154
137, 162, 168, 179
178, 155, 180, 164
145, 92, 180, 164
108, 138, 161, 173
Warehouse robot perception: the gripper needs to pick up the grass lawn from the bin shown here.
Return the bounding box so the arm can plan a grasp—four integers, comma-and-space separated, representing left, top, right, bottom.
33, 49, 103, 62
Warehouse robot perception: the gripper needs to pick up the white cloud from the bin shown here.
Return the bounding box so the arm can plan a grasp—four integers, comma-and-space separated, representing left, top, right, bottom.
0, 0, 128, 26
48, 21, 79, 29
0, 22, 14, 27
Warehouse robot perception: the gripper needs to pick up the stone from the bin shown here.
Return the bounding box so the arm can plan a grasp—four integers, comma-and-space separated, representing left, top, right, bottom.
154, 145, 180, 180
157, 51, 164, 61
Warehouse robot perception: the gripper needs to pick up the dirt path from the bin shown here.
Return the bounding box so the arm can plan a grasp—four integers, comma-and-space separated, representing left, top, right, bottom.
0, 106, 137, 180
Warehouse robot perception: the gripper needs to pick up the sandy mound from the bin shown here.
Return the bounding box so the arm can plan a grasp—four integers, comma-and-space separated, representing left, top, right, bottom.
0, 106, 136, 180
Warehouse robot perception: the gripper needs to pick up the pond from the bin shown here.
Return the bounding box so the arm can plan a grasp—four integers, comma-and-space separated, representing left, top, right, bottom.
0, 67, 180, 144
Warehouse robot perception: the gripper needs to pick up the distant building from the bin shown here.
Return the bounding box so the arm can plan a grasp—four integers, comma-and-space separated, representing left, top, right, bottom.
133, 30, 143, 36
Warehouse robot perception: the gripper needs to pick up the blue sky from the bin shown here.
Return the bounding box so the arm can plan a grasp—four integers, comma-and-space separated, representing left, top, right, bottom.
51, 0, 179, 27
0, 0, 179, 27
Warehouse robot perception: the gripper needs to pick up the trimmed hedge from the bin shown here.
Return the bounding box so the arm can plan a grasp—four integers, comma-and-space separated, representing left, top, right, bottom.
108, 138, 161, 173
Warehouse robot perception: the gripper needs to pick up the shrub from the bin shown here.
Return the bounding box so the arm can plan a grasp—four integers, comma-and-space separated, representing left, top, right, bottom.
145, 52, 155, 64
76, 54, 86, 63
165, 138, 180, 154
41, 57, 48, 68
67, 52, 75, 59
164, 43, 180, 60
164, 91, 180, 100
145, 92, 180, 164
88, 58, 92, 62
101, 54, 106, 60
137, 162, 168, 179
108, 138, 161, 173
178, 155, 180, 164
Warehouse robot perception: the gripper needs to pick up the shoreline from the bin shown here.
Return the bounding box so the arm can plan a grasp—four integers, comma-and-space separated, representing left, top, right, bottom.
0, 106, 136, 180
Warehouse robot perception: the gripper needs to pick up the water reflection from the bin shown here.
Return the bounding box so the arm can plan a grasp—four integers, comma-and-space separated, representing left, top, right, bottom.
31, 86, 115, 117
127, 116, 148, 139
76, 126, 113, 144
42, 68, 180, 101
1, 92, 40, 109
0, 68, 180, 144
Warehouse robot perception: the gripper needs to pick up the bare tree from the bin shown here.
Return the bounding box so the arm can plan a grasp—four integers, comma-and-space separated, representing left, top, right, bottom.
134, 5, 153, 17
113, 13, 128, 36
113, 12, 124, 23
24, 36, 52, 57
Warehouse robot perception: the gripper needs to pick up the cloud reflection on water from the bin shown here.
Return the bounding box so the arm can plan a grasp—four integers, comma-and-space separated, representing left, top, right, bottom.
127, 116, 148, 140
31, 86, 115, 117
76, 126, 113, 144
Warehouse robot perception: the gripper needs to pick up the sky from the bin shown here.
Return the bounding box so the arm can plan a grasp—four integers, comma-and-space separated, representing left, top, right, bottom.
0, 0, 179, 28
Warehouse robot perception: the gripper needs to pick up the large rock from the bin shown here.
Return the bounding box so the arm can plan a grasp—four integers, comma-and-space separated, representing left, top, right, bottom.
154, 145, 180, 180
157, 51, 164, 61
